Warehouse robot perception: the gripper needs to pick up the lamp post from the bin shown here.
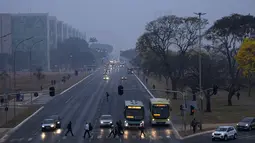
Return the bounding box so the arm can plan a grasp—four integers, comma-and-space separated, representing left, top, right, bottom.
194, 12, 206, 130
29, 40, 43, 79
13, 36, 34, 89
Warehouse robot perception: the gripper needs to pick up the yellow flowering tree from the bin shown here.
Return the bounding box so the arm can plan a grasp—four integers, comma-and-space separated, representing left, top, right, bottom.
235, 38, 255, 96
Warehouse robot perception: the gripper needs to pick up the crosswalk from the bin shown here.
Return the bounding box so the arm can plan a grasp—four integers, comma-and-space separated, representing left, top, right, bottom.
62, 128, 172, 140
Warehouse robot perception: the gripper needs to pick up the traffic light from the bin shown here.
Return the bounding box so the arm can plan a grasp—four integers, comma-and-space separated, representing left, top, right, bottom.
180, 104, 183, 111
190, 105, 195, 115
213, 85, 218, 95
118, 85, 124, 95
49, 86, 55, 96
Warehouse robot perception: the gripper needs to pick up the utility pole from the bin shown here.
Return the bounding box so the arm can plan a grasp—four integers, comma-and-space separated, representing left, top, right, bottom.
194, 12, 206, 130
29, 40, 43, 79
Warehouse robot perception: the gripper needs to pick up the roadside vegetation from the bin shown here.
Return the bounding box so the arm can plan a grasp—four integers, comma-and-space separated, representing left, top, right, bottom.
121, 13, 255, 130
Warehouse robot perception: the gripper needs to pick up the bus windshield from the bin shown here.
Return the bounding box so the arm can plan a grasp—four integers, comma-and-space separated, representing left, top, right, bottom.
152, 105, 169, 119
125, 108, 144, 120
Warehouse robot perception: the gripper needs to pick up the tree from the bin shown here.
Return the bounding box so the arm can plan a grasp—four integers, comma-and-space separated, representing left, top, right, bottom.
33, 67, 45, 90
205, 14, 255, 106
235, 38, 255, 96
184, 51, 225, 112
89, 37, 98, 43
140, 15, 182, 96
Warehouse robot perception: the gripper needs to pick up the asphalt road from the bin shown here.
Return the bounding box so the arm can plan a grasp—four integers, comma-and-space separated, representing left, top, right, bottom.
1, 67, 181, 143
181, 130, 255, 143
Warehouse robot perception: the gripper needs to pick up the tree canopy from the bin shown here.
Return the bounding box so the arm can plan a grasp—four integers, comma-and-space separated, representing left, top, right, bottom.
124, 13, 255, 110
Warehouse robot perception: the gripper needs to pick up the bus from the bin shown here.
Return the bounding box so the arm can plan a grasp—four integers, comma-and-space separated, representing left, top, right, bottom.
124, 100, 144, 128
149, 98, 171, 125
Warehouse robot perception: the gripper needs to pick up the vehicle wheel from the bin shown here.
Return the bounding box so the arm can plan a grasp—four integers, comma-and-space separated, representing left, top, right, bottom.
234, 133, 237, 139
224, 135, 228, 141
249, 126, 252, 131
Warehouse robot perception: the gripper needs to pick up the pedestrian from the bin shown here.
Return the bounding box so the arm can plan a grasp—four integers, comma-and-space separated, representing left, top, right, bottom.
140, 122, 145, 138
83, 122, 91, 138
108, 124, 115, 138
89, 123, 93, 135
65, 121, 74, 136
113, 124, 119, 138
191, 118, 197, 133
118, 120, 123, 135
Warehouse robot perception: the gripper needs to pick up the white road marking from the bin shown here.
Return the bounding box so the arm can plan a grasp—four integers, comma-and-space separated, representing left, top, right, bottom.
60, 70, 97, 95
65, 96, 74, 103
19, 138, 24, 141
27, 138, 32, 141
166, 135, 171, 138
62, 136, 67, 139
97, 135, 102, 139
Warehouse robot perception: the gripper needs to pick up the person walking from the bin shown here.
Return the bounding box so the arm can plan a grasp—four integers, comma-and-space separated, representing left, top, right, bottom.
108, 124, 115, 138
83, 122, 91, 138
65, 121, 74, 136
140, 122, 145, 138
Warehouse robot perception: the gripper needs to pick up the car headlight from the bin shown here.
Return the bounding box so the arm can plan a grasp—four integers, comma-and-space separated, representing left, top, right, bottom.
42, 125, 45, 128
110, 121, 112, 124
50, 124, 55, 127
141, 121, 144, 124
125, 123, 128, 126
212, 133, 214, 136
236, 123, 239, 126
100, 121, 103, 124
167, 119, 170, 121
152, 119, 155, 121
57, 121, 60, 124
246, 124, 249, 126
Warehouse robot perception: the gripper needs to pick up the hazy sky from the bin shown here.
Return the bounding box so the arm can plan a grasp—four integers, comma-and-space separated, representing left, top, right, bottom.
0, 0, 254, 51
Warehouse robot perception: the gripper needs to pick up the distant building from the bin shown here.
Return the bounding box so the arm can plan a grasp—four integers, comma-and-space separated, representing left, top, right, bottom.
68, 25, 72, 38
63, 23, 68, 40
11, 13, 50, 71
49, 16, 57, 49
0, 13, 12, 54
57, 21, 63, 43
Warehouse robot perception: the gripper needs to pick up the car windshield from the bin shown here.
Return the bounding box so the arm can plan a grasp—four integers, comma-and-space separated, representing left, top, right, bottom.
43, 119, 54, 124
101, 115, 112, 120
215, 127, 228, 132
241, 118, 252, 122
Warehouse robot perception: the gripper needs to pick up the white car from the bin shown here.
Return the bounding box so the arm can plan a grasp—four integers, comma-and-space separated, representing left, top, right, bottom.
212, 126, 237, 141
99, 115, 113, 127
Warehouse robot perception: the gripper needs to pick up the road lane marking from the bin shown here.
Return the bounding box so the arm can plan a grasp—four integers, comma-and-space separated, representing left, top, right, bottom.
62, 136, 67, 139
27, 138, 32, 141
238, 134, 255, 139
19, 138, 24, 141
166, 135, 171, 138
65, 96, 74, 103
60, 69, 98, 95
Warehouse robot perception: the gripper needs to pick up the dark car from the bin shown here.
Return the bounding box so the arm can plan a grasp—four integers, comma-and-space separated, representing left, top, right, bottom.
48, 115, 61, 128
236, 117, 255, 131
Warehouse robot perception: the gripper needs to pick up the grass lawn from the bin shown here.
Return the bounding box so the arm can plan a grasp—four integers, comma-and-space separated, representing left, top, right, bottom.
145, 75, 255, 126
0, 72, 87, 93
0, 105, 41, 128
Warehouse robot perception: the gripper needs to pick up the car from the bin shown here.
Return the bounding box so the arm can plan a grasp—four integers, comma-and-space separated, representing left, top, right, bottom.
48, 115, 61, 128
41, 119, 57, 131
103, 75, 109, 80
121, 76, 127, 80
236, 117, 255, 131
211, 126, 237, 141
99, 115, 113, 127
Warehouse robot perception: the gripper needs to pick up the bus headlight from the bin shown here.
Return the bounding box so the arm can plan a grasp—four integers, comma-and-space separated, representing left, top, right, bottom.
152, 119, 155, 121
167, 119, 170, 121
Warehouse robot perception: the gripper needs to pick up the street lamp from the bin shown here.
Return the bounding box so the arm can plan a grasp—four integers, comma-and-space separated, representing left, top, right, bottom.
29, 40, 43, 79
13, 36, 34, 89
194, 12, 206, 130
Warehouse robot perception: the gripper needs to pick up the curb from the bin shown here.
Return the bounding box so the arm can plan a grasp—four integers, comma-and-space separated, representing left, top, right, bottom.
0, 106, 44, 142
181, 130, 214, 140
